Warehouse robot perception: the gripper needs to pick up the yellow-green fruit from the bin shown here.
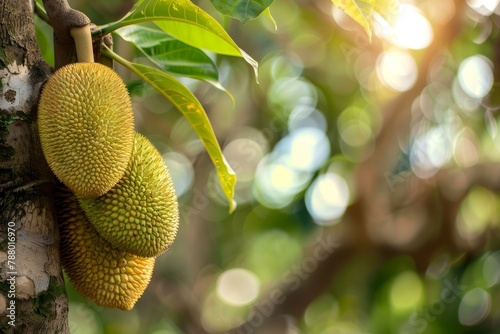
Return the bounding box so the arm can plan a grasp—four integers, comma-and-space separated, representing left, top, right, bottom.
79, 133, 179, 258
38, 62, 134, 198
56, 188, 154, 311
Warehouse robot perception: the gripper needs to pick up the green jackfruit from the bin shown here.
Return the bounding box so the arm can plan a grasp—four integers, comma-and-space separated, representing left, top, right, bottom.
56, 188, 155, 311
38, 62, 134, 198
79, 133, 179, 258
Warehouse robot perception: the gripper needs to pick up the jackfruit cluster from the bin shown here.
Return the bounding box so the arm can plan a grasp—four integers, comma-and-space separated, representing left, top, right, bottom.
38, 62, 179, 310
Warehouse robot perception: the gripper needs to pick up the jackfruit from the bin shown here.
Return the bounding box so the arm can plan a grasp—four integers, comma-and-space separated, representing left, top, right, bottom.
79, 133, 179, 258
56, 187, 154, 311
38, 62, 134, 198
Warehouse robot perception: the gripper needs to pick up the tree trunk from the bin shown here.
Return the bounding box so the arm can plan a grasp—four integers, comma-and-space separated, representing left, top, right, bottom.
0, 0, 69, 332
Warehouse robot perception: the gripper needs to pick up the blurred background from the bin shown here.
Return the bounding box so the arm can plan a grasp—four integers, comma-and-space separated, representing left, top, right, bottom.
36, 0, 500, 333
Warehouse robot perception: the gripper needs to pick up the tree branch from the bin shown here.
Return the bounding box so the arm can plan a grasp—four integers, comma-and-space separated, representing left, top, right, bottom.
41, 0, 90, 68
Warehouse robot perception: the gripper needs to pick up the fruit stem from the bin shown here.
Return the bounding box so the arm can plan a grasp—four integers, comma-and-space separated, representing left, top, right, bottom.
70, 25, 94, 63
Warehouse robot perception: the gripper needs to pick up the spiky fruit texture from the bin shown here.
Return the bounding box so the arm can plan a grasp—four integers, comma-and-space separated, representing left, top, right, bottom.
38, 62, 134, 198
79, 133, 179, 258
56, 188, 155, 311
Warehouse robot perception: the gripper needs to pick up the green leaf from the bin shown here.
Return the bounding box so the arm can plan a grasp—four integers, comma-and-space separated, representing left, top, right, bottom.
373, 0, 399, 27
263, 7, 277, 30
103, 47, 237, 213
97, 0, 258, 78
331, 0, 399, 39
115, 25, 234, 100
34, 18, 54, 68
332, 0, 374, 38
210, 0, 275, 23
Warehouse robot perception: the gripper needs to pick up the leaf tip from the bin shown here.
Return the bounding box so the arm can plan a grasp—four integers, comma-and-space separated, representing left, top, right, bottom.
229, 198, 237, 214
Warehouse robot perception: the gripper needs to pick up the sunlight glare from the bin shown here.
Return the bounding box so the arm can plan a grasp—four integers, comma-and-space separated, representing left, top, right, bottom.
393, 4, 433, 50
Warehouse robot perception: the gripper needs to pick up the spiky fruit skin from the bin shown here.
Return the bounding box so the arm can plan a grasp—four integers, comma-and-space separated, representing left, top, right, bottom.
79, 133, 179, 258
56, 188, 155, 311
38, 62, 134, 198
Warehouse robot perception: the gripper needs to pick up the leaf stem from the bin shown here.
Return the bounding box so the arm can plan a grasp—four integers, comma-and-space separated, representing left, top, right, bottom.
101, 46, 133, 71
34, 1, 50, 25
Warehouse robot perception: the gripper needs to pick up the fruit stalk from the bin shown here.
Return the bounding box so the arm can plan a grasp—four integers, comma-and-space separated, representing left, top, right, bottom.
70, 25, 94, 63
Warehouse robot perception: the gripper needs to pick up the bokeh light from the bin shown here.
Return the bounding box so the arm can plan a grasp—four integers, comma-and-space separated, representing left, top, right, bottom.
376, 49, 418, 92
389, 271, 424, 312
68, 303, 100, 334
483, 251, 500, 288
253, 155, 312, 208
223, 137, 265, 183
246, 230, 303, 282
163, 151, 194, 197
304, 294, 339, 328
458, 288, 491, 326
452, 78, 482, 113
466, 0, 500, 16
457, 187, 497, 243
253, 125, 331, 209
305, 173, 350, 225
426, 0, 456, 25
410, 125, 454, 179
288, 106, 327, 132
457, 55, 494, 99
216, 268, 260, 306
391, 4, 434, 49
268, 77, 318, 118
276, 127, 331, 172
453, 128, 480, 168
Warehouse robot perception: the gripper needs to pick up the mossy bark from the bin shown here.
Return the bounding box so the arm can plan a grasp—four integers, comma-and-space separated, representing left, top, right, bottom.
0, 0, 69, 332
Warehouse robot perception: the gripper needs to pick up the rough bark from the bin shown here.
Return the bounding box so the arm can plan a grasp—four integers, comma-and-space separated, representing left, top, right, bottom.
0, 0, 69, 332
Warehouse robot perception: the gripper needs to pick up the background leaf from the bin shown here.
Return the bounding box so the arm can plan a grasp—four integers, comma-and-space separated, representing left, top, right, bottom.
98, 0, 258, 77
104, 48, 237, 213
331, 0, 399, 38
374, 0, 399, 26
115, 25, 233, 98
210, 0, 275, 23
